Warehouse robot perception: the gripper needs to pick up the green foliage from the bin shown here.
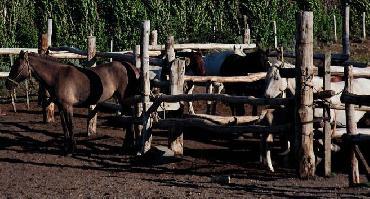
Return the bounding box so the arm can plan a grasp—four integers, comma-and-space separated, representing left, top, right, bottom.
0, 0, 368, 53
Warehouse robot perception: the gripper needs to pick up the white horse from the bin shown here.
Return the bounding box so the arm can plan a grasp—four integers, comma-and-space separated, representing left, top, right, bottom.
261, 60, 370, 172
265, 60, 369, 126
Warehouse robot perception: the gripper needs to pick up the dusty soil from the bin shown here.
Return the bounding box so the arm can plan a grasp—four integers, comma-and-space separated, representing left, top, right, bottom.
0, 100, 369, 198
0, 40, 369, 198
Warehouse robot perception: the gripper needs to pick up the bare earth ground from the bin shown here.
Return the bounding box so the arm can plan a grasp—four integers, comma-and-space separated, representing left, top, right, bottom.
0, 101, 369, 198
0, 41, 369, 198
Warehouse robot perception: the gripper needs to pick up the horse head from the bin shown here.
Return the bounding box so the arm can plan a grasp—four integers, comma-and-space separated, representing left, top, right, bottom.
6, 50, 32, 90
265, 61, 295, 98
186, 51, 206, 76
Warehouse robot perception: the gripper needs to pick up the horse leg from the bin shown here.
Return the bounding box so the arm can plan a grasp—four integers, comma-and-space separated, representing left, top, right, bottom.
260, 109, 274, 172
87, 106, 98, 136
64, 105, 75, 153
206, 82, 213, 114
212, 82, 223, 115
58, 105, 70, 153
186, 82, 195, 115
260, 132, 274, 172
122, 104, 136, 152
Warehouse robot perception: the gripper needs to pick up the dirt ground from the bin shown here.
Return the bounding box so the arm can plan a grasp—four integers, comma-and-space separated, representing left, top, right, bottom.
0, 100, 369, 198
0, 40, 369, 198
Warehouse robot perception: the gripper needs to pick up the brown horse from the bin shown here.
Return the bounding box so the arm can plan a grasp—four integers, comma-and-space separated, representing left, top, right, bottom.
220, 49, 270, 116
5, 51, 140, 153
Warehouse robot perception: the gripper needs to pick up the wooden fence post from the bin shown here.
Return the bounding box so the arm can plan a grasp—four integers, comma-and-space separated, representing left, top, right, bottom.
9, 55, 16, 112
273, 20, 278, 49
243, 15, 250, 45
323, 52, 332, 177
133, 45, 143, 149
342, 0, 350, 55
333, 15, 338, 43
295, 11, 315, 179
150, 30, 158, 46
140, 20, 152, 154
344, 65, 360, 185
109, 39, 113, 62
39, 33, 55, 123
363, 12, 366, 40
168, 59, 185, 155
47, 19, 52, 46
87, 36, 97, 136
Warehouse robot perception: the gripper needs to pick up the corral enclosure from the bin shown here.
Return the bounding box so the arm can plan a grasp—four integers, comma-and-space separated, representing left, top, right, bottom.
0, 0, 370, 198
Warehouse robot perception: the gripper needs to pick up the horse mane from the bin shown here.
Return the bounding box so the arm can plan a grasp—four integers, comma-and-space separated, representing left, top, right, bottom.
28, 52, 60, 63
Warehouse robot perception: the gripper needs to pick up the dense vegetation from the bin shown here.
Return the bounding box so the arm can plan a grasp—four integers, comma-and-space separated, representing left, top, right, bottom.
0, 0, 369, 52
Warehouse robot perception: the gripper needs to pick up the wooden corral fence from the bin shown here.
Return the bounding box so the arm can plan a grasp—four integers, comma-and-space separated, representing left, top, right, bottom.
340, 65, 370, 185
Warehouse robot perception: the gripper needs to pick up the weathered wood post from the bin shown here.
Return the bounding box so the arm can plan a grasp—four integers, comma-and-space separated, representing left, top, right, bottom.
46, 19, 55, 121
273, 20, 278, 49
323, 52, 332, 177
363, 12, 366, 40
47, 19, 52, 46
295, 11, 315, 178
9, 55, 16, 112
133, 45, 143, 148
39, 33, 55, 123
243, 15, 251, 44
169, 59, 185, 155
344, 65, 360, 185
165, 35, 185, 155
87, 36, 97, 136
140, 20, 152, 154
150, 30, 158, 46
333, 15, 338, 43
342, 0, 350, 55
109, 39, 113, 62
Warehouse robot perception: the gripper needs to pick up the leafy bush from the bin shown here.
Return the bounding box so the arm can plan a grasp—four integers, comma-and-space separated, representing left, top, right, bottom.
0, 0, 368, 52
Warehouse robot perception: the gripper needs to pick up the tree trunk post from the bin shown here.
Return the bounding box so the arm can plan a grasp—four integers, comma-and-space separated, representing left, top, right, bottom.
333, 15, 337, 43
150, 30, 158, 46
39, 33, 55, 123
295, 11, 315, 179
47, 19, 52, 46
363, 12, 366, 40
323, 52, 332, 177
109, 39, 113, 62
87, 36, 97, 136
342, 0, 350, 56
168, 59, 185, 155
140, 20, 152, 154
273, 20, 278, 49
344, 65, 360, 185
243, 15, 250, 45
134, 45, 143, 149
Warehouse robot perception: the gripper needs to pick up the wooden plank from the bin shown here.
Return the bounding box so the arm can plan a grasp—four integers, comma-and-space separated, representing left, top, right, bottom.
148, 43, 256, 51
323, 52, 332, 177
0, 48, 38, 55
344, 65, 360, 185
184, 72, 266, 83
268, 50, 349, 62
155, 118, 291, 135
185, 114, 261, 125
341, 93, 370, 106
296, 11, 315, 179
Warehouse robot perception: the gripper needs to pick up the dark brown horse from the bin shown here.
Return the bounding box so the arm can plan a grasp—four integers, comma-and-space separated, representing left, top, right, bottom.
5, 51, 140, 153
220, 49, 270, 116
